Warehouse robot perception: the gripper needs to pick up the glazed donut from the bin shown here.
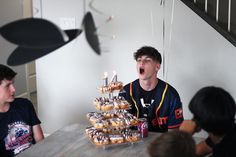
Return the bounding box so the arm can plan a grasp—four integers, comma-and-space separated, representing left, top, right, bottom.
121, 129, 140, 142
93, 120, 109, 129
102, 112, 115, 119
125, 132, 140, 142
129, 117, 139, 126
114, 110, 127, 117
109, 134, 125, 144
85, 126, 97, 137
85, 126, 104, 139
98, 81, 123, 93
102, 128, 112, 134
93, 134, 110, 145
87, 112, 104, 124
109, 118, 125, 127
109, 81, 123, 91
113, 96, 130, 110
86, 112, 96, 119
93, 97, 114, 111
123, 113, 140, 126
98, 85, 112, 93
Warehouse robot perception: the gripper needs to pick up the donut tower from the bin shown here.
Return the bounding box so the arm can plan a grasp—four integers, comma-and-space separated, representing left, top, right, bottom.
85, 71, 141, 147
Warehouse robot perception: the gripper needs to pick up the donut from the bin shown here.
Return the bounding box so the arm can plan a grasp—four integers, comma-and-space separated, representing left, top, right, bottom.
102, 128, 112, 134
93, 120, 109, 129
93, 97, 114, 111
123, 113, 140, 126
85, 126, 96, 136
109, 81, 123, 91
102, 112, 115, 119
114, 110, 127, 117
87, 112, 104, 124
109, 134, 125, 144
93, 134, 110, 145
98, 85, 112, 93
85, 126, 103, 139
121, 130, 141, 142
109, 118, 125, 127
113, 96, 130, 110
98, 81, 123, 93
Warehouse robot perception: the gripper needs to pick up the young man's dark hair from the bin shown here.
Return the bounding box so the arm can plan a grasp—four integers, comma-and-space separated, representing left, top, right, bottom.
189, 86, 236, 135
148, 130, 196, 157
0, 64, 17, 83
133, 46, 162, 64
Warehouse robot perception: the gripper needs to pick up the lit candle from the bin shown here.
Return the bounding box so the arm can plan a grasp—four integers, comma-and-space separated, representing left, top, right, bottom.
103, 72, 108, 86
111, 71, 117, 82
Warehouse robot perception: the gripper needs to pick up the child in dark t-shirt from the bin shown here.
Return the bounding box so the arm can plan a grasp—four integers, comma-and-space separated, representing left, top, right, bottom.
0, 64, 44, 156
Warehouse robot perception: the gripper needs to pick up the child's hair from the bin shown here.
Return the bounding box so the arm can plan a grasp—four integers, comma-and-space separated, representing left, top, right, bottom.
0, 64, 17, 84
189, 86, 236, 135
148, 130, 196, 157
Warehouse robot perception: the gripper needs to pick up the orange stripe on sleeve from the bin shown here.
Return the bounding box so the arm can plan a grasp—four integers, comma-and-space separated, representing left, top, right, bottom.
130, 82, 139, 117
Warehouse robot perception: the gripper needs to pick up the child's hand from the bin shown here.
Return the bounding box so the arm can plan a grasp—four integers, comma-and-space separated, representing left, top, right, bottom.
179, 120, 201, 135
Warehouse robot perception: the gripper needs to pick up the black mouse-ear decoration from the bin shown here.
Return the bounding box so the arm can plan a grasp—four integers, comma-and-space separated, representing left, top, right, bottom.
0, 18, 81, 66
83, 12, 101, 55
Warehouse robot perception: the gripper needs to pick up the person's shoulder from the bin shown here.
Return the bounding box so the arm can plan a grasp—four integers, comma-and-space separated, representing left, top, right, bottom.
123, 79, 139, 88
14, 97, 31, 103
12, 98, 33, 107
159, 79, 179, 95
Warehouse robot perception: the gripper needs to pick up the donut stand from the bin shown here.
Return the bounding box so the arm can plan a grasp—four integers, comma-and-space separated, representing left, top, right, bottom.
85, 72, 141, 148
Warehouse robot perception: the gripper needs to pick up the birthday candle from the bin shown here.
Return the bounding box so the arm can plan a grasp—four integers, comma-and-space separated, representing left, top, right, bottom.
103, 72, 108, 86
111, 71, 117, 82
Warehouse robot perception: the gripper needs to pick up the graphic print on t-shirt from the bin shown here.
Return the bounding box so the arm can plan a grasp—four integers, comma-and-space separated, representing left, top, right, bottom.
140, 98, 154, 117
4, 121, 33, 155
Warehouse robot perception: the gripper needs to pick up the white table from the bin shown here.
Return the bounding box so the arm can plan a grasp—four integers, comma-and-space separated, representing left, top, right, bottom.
17, 123, 203, 157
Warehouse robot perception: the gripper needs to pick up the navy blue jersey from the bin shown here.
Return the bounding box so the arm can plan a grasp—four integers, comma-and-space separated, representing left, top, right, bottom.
0, 98, 41, 157
119, 79, 183, 132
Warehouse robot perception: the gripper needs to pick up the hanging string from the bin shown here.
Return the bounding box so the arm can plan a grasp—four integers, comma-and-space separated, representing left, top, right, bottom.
88, 0, 114, 30
88, 0, 116, 49
160, 0, 175, 81
165, 0, 175, 81
160, 0, 166, 80
89, 0, 108, 16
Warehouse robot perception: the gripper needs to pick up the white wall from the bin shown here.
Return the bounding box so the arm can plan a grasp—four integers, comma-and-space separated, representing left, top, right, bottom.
166, 0, 236, 137
35, 0, 236, 138
35, 0, 163, 134
84, 0, 164, 82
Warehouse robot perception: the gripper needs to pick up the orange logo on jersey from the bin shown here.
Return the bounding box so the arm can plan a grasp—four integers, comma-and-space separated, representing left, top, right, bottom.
152, 117, 168, 127
175, 108, 183, 119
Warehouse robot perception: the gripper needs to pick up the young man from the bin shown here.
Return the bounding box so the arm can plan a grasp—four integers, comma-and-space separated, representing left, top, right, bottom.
119, 46, 183, 132
0, 64, 44, 157
180, 86, 236, 157
148, 130, 196, 157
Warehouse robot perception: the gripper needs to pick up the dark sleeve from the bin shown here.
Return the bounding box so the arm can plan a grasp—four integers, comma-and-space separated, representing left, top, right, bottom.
167, 88, 184, 129
27, 99, 41, 126
18, 98, 41, 126
205, 137, 215, 148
